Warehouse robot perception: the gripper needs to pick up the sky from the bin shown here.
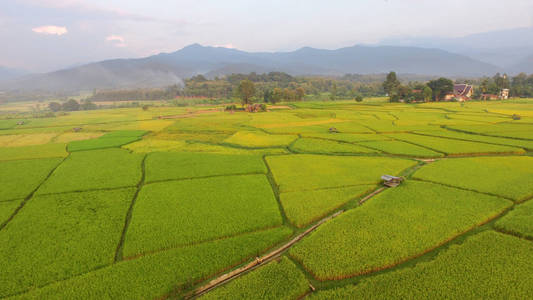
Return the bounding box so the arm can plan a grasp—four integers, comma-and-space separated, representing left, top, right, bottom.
1, 0, 533, 72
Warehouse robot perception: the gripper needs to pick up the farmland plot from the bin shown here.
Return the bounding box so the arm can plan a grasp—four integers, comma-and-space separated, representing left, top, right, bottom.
266, 154, 417, 192
0, 200, 21, 224
224, 131, 297, 148
0, 158, 63, 201
359, 140, 443, 157
414, 130, 533, 150
11, 227, 292, 300
289, 181, 511, 280
290, 138, 378, 154
123, 174, 282, 257
200, 257, 309, 300
145, 152, 266, 183
0, 188, 135, 297
413, 156, 533, 201
0, 143, 68, 161
37, 148, 143, 194
67, 130, 147, 152
301, 133, 391, 143
281, 185, 375, 227
386, 133, 525, 155
309, 231, 533, 299
495, 200, 533, 239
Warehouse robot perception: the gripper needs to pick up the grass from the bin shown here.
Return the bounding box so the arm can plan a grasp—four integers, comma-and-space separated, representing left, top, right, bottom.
0, 200, 21, 224
144, 152, 266, 183
281, 185, 375, 228
224, 131, 297, 148
266, 154, 417, 192
12, 227, 292, 300
386, 133, 525, 155
359, 140, 443, 157
494, 200, 533, 239
67, 130, 147, 152
413, 156, 533, 201
0, 158, 63, 201
0, 188, 135, 298
290, 138, 378, 154
37, 148, 143, 195
289, 181, 511, 280
309, 231, 533, 299
0, 143, 68, 161
200, 257, 309, 300
123, 174, 283, 257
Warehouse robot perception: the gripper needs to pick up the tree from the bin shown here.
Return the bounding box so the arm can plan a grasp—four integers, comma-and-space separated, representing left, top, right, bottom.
330, 83, 337, 100
272, 88, 283, 104
295, 87, 305, 101
423, 86, 433, 102
263, 89, 273, 103
62, 99, 80, 111
80, 100, 97, 110
427, 78, 454, 101
355, 94, 364, 102
238, 80, 255, 105
383, 72, 401, 102
48, 102, 62, 112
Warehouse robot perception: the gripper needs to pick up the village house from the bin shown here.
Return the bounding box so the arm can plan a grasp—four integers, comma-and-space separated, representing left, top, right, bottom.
481, 89, 509, 101
445, 84, 474, 101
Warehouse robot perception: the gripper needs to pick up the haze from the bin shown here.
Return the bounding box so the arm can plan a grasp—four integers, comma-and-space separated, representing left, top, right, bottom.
2, 0, 533, 72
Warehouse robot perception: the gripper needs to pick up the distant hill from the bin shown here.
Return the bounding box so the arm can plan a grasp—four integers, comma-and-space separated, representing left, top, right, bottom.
0, 66, 27, 81
380, 26, 533, 70
0, 44, 502, 92
510, 55, 533, 74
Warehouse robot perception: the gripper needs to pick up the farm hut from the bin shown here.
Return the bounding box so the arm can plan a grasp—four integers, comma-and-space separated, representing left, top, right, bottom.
381, 175, 404, 187
73, 127, 83, 132
16, 121, 25, 125
329, 127, 338, 133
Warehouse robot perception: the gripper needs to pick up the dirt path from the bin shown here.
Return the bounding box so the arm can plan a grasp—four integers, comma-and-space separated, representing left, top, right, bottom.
189, 187, 388, 298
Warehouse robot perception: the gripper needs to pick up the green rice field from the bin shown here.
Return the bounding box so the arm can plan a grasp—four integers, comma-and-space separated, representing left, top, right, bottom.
0, 99, 532, 299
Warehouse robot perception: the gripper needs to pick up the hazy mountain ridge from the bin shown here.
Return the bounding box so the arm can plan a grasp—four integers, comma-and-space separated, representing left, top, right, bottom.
0, 66, 27, 81
379, 26, 533, 68
0, 44, 503, 92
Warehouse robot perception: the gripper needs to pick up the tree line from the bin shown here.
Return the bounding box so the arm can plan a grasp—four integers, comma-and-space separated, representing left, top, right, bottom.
81, 71, 533, 104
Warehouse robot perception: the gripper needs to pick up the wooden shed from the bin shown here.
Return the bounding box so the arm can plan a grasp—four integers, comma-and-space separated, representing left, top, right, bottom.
381, 175, 404, 187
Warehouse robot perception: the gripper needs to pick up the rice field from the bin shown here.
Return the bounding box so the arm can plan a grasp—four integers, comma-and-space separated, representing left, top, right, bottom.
1, 99, 532, 299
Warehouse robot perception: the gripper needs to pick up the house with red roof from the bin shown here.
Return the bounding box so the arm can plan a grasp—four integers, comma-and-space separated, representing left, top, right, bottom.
444, 84, 474, 101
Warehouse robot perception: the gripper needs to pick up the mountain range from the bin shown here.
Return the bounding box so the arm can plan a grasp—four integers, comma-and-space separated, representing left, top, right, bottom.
0, 44, 508, 93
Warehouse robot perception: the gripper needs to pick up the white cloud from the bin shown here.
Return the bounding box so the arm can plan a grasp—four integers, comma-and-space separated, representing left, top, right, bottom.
214, 43, 235, 49
106, 35, 126, 47
32, 25, 68, 35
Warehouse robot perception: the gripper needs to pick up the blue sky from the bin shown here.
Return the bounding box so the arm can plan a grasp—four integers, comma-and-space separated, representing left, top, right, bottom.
1, 0, 533, 72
